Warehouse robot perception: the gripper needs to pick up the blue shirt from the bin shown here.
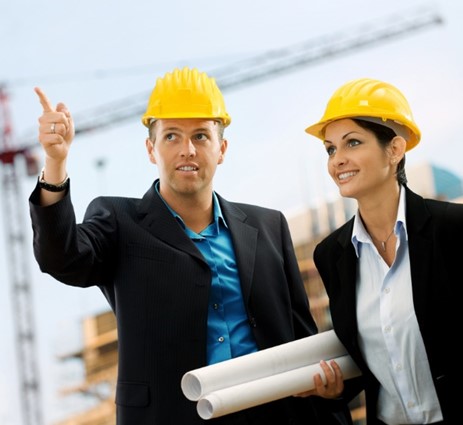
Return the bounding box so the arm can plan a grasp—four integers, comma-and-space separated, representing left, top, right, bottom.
155, 182, 258, 364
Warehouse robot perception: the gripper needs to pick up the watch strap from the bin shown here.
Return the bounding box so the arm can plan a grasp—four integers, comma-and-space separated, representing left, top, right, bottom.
38, 168, 70, 192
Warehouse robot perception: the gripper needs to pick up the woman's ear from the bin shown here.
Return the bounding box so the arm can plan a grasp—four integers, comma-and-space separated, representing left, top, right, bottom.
390, 136, 406, 164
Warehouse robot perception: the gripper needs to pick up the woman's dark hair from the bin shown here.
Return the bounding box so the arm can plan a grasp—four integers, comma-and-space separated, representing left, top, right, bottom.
352, 118, 407, 185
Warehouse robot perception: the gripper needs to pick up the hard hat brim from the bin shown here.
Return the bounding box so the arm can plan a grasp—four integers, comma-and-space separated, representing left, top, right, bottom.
305, 116, 420, 152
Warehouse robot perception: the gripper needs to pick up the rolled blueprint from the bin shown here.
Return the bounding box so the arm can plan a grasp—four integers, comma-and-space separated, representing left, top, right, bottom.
181, 330, 361, 419
197, 354, 361, 420
182, 329, 347, 401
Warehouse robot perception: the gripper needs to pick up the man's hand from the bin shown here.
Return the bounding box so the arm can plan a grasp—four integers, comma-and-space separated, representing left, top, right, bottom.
34, 87, 74, 164
34, 87, 74, 205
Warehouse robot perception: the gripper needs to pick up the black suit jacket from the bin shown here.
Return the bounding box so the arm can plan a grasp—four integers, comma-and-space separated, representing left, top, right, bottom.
29, 179, 352, 425
313, 186, 460, 424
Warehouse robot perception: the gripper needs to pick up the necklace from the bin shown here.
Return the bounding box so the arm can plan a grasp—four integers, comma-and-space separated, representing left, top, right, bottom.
376, 228, 395, 251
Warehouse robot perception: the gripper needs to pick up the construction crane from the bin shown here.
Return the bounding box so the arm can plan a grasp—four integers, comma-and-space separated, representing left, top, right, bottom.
0, 86, 42, 425
0, 5, 442, 425
18, 5, 442, 148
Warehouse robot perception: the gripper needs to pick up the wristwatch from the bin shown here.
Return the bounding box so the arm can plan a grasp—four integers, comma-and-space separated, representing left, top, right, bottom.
38, 168, 70, 192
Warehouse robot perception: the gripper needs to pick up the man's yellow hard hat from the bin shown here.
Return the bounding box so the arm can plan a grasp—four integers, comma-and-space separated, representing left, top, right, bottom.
305, 78, 421, 151
142, 67, 231, 128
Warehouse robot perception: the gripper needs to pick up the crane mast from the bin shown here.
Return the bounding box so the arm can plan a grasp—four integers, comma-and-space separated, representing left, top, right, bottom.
0, 87, 42, 425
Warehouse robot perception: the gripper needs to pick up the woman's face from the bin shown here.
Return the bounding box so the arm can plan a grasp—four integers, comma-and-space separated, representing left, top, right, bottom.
323, 118, 397, 202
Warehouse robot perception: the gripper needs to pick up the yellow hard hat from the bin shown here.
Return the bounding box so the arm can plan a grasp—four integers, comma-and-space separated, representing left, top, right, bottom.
141, 67, 231, 128
305, 78, 421, 151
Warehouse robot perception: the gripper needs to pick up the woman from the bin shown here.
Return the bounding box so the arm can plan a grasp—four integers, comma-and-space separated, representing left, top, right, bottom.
304, 78, 458, 424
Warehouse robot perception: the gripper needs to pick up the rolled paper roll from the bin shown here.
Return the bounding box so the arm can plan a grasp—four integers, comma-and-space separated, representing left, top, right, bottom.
196, 354, 361, 420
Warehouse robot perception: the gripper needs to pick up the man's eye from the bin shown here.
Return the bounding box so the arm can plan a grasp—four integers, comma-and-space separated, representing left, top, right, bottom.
166, 133, 176, 141
194, 133, 207, 141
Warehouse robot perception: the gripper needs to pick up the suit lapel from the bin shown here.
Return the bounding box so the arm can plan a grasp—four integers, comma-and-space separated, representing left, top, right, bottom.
136, 185, 260, 302
217, 196, 258, 303
137, 183, 206, 264
404, 187, 433, 323
335, 221, 361, 348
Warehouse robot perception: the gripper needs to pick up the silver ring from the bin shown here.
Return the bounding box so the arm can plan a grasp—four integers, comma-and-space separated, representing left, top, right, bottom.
50, 123, 56, 134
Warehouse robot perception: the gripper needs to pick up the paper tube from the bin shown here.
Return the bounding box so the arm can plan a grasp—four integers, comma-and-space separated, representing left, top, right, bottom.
181, 329, 348, 401
196, 354, 361, 420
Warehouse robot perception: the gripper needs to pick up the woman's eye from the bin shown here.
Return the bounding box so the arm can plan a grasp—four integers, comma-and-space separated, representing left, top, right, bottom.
326, 146, 336, 156
348, 139, 361, 147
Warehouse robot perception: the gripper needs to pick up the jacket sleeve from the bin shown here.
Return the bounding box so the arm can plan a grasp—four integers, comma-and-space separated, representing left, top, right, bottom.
29, 181, 117, 287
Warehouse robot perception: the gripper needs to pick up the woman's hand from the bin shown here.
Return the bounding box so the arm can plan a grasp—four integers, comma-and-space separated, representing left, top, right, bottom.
293, 359, 344, 399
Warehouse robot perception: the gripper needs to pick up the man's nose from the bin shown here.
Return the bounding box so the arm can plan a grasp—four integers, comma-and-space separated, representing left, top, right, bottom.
180, 139, 196, 157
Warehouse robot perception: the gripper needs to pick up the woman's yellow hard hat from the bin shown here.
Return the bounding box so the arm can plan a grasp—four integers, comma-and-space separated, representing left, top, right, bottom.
305, 78, 421, 151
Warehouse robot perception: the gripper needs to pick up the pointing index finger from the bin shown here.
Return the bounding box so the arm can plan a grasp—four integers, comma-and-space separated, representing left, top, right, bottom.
34, 86, 54, 113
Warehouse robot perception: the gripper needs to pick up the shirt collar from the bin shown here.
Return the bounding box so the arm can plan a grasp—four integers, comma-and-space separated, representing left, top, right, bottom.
155, 180, 227, 233
351, 185, 407, 257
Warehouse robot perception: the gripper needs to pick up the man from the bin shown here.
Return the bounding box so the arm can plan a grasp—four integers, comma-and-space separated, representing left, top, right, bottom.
29, 67, 352, 424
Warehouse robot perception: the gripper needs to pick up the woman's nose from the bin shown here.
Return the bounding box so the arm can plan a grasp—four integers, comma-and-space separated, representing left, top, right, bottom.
332, 150, 347, 166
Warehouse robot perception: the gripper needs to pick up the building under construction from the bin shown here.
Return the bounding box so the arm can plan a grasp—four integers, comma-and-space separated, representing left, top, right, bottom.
55, 310, 117, 425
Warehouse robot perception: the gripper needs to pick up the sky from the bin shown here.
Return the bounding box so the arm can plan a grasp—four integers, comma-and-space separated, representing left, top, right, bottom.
0, 0, 462, 423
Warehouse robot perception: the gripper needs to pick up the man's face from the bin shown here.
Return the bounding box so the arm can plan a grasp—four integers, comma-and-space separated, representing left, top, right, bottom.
146, 118, 227, 201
